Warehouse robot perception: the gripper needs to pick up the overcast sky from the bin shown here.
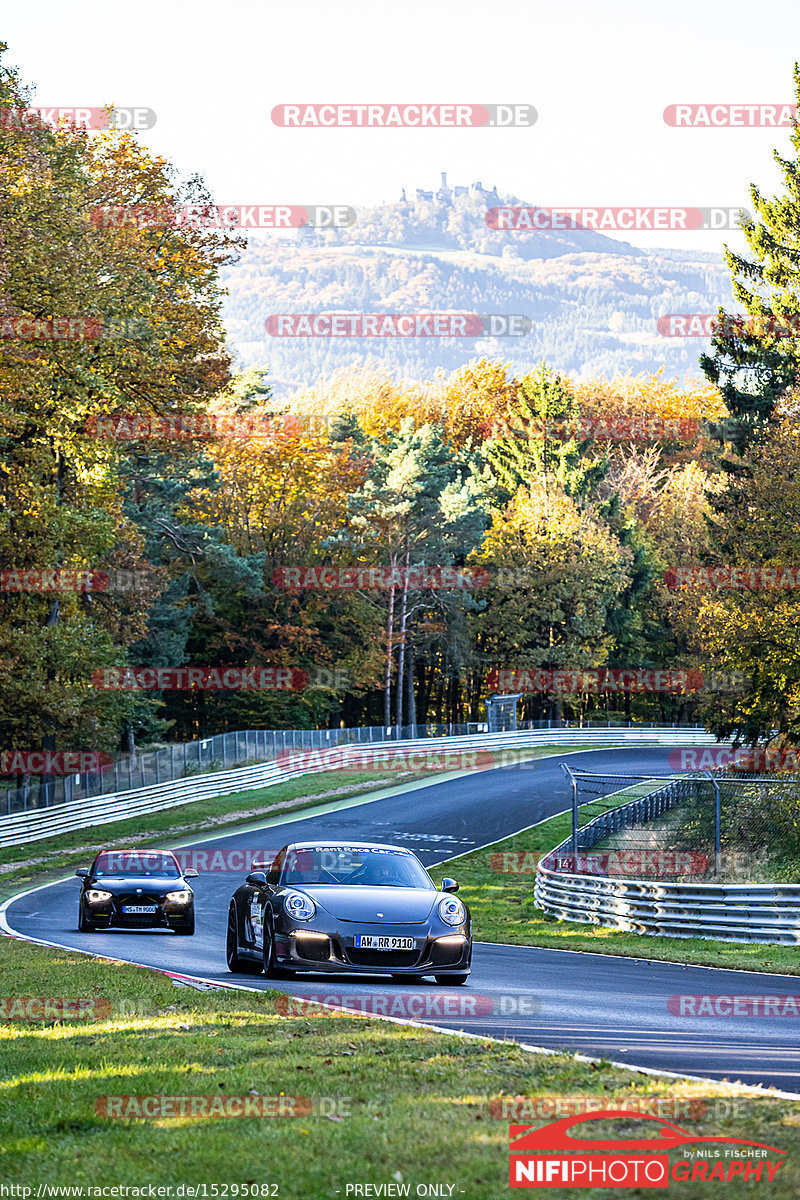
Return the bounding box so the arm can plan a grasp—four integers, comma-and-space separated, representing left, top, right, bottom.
3, 0, 799, 253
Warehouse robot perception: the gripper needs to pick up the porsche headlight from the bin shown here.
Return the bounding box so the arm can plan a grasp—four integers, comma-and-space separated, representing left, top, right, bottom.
438, 896, 466, 926
86, 889, 112, 904
165, 890, 192, 904
283, 891, 316, 921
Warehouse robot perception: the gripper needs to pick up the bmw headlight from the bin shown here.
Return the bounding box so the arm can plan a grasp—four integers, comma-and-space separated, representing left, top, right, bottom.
165, 890, 193, 904
283, 891, 316, 921
438, 896, 466, 926
86, 890, 112, 904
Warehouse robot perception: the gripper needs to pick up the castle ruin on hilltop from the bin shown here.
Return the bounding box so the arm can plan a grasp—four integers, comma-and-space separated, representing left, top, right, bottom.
400, 172, 500, 206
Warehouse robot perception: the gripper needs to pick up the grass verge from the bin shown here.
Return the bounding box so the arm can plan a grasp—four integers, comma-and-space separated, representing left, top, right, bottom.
428, 784, 800, 975
0, 936, 798, 1196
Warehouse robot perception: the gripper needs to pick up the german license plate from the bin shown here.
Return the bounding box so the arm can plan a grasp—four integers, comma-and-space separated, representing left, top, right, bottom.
122, 905, 157, 914
354, 935, 415, 950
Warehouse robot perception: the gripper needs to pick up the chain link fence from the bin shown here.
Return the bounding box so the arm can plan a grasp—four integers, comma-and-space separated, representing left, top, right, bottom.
556, 768, 800, 884
1, 718, 693, 816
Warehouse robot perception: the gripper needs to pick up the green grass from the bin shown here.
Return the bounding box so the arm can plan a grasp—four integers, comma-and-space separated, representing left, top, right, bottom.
429, 787, 800, 975
0, 746, 608, 904
1, 936, 798, 1196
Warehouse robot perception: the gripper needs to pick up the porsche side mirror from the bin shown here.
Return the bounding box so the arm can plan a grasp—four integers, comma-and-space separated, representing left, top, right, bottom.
246, 871, 267, 887
441, 878, 459, 893
75, 868, 89, 878
184, 868, 199, 879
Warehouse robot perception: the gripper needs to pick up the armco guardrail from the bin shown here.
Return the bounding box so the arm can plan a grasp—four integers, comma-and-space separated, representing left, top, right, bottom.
1, 719, 703, 815
534, 776, 800, 944
0, 726, 718, 849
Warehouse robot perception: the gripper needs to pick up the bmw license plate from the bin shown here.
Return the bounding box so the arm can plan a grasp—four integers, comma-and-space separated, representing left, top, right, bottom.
122, 905, 158, 914
354, 936, 415, 950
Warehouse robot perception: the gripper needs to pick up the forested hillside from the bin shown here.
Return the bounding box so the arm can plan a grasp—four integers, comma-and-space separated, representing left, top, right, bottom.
223, 189, 734, 395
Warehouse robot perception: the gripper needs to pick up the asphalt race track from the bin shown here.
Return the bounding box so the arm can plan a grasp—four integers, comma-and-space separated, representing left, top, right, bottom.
5, 746, 800, 1093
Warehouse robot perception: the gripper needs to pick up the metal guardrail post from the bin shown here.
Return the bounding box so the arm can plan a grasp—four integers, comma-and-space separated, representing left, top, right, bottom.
705, 769, 721, 877
561, 763, 578, 855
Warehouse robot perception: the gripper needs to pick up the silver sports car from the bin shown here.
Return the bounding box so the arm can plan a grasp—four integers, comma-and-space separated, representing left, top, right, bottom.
225, 840, 472, 984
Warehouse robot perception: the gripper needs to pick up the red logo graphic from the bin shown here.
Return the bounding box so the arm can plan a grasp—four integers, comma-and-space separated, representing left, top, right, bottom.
509, 1111, 785, 1187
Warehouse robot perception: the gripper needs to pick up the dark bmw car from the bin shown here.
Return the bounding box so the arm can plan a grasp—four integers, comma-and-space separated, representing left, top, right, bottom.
226, 840, 471, 983
75, 848, 198, 934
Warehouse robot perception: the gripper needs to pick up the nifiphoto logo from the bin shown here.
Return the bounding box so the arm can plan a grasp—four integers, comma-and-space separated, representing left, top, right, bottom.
508, 1111, 785, 1187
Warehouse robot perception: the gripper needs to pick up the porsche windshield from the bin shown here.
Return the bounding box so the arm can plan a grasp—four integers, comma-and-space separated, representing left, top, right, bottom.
281, 847, 434, 888
91, 851, 181, 878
